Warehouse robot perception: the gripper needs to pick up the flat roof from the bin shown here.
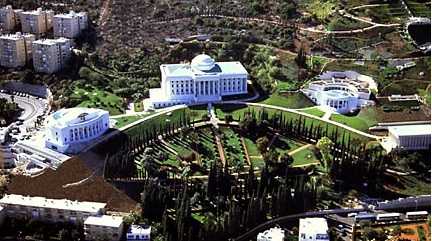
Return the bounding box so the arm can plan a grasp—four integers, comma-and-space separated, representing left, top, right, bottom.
84, 215, 123, 228
299, 218, 329, 235
0, 194, 106, 213
54, 11, 87, 18
388, 124, 432, 137
161, 61, 248, 77
47, 107, 108, 129
0, 33, 35, 40
33, 38, 70, 46
128, 225, 151, 235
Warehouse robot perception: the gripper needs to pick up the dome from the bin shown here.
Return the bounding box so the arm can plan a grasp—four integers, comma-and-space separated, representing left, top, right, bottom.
191, 54, 216, 71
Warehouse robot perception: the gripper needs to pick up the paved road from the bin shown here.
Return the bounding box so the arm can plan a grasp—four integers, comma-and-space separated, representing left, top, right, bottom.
232, 208, 367, 241
0, 93, 47, 127
233, 195, 431, 241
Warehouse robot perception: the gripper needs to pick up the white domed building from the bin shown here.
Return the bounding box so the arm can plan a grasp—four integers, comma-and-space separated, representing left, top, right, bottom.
147, 54, 248, 108
45, 107, 109, 153
302, 71, 377, 114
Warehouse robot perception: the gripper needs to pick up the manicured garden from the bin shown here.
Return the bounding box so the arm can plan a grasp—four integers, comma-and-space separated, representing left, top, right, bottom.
291, 146, 319, 166
330, 108, 378, 132
70, 87, 125, 115
298, 107, 326, 117
259, 92, 315, 109
215, 104, 374, 143
112, 114, 150, 128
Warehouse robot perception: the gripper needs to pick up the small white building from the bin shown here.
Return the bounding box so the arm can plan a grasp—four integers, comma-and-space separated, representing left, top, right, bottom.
32, 38, 71, 74
302, 71, 377, 114
53, 11, 88, 39
257, 227, 285, 241
299, 218, 329, 241
387, 124, 431, 151
84, 215, 124, 241
126, 224, 151, 241
45, 107, 110, 153
147, 54, 248, 109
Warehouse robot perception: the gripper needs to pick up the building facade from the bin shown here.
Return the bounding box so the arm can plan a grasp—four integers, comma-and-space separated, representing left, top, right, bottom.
32, 38, 71, 73
53, 11, 88, 39
0, 32, 35, 68
147, 54, 248, 108
126, 225, 151, 241
387, 124, 431, 151
0, 5, 19, 32
302, 71, 377, 114
0, 194, 106, 224
84, 215, 124, 241
299, 218, 329, 241
257, 227, 285, 241
45, 107, 110, 153
20, 8, 54, 36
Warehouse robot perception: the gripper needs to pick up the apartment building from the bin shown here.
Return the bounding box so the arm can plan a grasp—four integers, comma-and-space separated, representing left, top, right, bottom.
0, 194, 106, 224
20, 8, 54, 36
84, 215, 124, 241
0, 5, 20, 32
0, 32, 35, 68
32, 38, 71, 74
53, 11, 88, 39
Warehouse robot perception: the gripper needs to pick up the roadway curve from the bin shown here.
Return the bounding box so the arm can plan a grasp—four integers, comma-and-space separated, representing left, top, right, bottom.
232, 208, 366, 241
0, 93, 45, 125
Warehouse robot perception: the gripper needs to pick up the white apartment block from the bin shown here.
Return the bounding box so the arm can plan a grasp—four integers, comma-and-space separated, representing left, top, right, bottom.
0, 5, 19, 32
0, 32, 35, 68
53, 11, 88, 39
20, 8, 54, 36
0, 194, 106, 224
84, 215, 124, 241
32, 38, 71, 74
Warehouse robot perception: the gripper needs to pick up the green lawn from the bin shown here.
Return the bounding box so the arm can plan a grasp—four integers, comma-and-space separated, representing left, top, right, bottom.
189, 105, 210, 122
71, 87, 125, 115
250, 156, 265, 169
125, 107, 189, 136
298, 107, 326, 117
243, 136, 261, 157
330, 108, 378, 132
112, 114, 149, 128
259, 92, 315, 109
272, 135, 303, 154
291, 146, 319, 166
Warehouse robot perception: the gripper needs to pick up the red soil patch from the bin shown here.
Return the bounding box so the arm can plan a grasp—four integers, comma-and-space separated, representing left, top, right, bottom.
6, 157, 138, 213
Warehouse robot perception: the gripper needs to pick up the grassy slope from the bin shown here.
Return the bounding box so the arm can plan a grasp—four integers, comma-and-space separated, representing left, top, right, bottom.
72, 87, 124, 115
330, 108, 378, 132
298, 107, 326, 117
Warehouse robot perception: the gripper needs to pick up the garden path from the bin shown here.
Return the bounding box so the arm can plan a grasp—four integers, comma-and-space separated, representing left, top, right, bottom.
288, 144, 312, 156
